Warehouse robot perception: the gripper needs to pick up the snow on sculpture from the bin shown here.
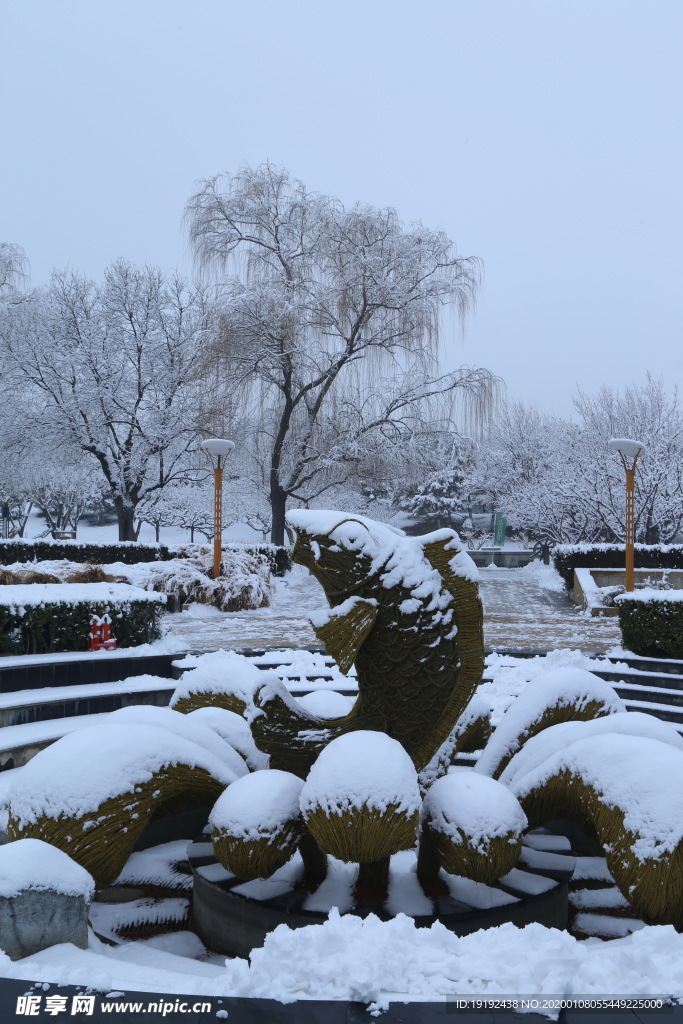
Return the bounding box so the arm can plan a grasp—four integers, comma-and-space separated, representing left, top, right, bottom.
249, 511, 486, 779
508, 733, 683, 927
210, 770, 305, 882
7, 722, 240, 887
417, 770, 527, 886
300, 732, 421, 892
473, 667, 626, 780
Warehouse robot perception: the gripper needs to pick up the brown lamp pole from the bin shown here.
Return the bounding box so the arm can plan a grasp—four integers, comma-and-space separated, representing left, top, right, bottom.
608, 438, 645, 592
200, 439, 235, 579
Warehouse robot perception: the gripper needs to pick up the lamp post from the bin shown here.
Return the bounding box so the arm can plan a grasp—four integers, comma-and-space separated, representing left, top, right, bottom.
200, 439, 235, 580
608, 438, 646, 592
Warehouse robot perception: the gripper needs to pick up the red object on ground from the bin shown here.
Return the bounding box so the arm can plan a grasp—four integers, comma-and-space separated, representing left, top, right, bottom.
88, 614, 117, 651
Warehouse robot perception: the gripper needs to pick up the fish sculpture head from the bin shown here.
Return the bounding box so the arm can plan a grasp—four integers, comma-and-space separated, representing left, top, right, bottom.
287, 510, 398, 601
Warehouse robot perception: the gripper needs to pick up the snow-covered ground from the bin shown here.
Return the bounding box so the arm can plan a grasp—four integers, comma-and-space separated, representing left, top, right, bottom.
161, 560, 623, 654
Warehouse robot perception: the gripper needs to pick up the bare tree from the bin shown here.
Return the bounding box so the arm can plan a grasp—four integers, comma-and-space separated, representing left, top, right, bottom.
0, 261, 209, 540
185, 163, 496, 543
0, 243, 28, 297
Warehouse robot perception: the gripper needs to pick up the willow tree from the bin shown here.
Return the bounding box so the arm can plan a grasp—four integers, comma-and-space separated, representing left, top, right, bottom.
185, 163, 495, 545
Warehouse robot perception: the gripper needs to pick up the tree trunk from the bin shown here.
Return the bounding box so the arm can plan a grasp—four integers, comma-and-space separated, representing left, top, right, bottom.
270, 484, 287, 547
114, 497, 137, 542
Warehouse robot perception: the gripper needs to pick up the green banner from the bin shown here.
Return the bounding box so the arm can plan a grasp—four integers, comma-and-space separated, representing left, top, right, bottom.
493, 512, 507, 547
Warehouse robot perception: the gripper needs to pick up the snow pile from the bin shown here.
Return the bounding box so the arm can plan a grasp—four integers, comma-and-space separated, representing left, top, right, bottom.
510, 734, 683, 861
296, 690, 355, 719
0, 839, 94, 899
186, 707, 269, 770
209, 770, 303, 841
3, 915, 683, 1006
475, 667, 625, 778
500, 712, 683, 789
517, 559, 567, 592
0, 582, 165, 613
170, 650, 276, 712
300, 731, 420, 818
106, 706, 248, 778
616, 589, 683, 604
423, 769, 526, 846
8, 723, 238, 827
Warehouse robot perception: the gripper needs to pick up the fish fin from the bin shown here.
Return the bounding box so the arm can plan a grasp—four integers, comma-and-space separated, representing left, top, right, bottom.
312, 597, 377, 674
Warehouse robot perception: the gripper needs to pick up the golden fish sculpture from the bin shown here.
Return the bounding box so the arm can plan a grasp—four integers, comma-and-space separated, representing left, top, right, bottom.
250, 511, 485, 778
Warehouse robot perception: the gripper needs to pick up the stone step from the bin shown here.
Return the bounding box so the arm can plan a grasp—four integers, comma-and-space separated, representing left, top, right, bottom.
0, 675, 176, 729
594, 668, 683, 692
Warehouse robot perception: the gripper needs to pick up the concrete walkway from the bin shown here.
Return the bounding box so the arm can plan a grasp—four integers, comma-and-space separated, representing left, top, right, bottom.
164, 563, 623, 655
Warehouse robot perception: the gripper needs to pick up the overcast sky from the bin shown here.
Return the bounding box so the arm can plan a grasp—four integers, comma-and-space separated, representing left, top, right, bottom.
3, 0, 682, 417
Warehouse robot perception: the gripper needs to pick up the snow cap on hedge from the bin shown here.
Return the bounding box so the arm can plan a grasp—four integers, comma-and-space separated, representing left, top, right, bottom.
423, 768, 527, 846
300, 731, 421, 818
210, 769, 304, 841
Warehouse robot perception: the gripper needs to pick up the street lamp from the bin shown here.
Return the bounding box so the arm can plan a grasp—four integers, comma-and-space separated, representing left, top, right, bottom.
200, 438, 235, 580
608, 437, 646, 592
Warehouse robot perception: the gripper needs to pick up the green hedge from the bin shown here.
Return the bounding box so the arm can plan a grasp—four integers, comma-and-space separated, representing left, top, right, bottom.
615, 594, 683, 659
553, 544, 683, 589
0, 539, 174, 566
0, 538, 292, 575
0, 588, 166, 655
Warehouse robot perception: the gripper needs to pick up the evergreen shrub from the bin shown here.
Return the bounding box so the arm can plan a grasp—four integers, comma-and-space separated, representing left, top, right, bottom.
0, 584, 166, 654
553, 544, 683, 589
615, 592, 683, 659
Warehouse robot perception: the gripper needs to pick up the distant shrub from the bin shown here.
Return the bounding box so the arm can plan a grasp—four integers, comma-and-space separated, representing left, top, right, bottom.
0, 539, 174, 566
615, 591, 683, 659
0, 583, 165, 654
553, 544, 683, 589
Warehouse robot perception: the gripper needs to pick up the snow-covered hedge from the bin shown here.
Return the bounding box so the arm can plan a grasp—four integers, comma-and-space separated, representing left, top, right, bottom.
553, 544, 683, 589
615, 590, 683, 659
0, 539, 175, 565
0, 582, 166, 654
0, 538, 292, 574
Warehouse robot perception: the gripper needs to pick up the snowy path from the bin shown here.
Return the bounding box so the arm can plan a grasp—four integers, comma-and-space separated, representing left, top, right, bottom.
163, 563, 623, 654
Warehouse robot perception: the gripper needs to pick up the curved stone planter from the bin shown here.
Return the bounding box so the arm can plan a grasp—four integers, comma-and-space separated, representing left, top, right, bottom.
189, 830, 574, 958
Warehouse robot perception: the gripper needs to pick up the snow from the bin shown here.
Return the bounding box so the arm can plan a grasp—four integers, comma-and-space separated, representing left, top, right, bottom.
170, 650, 277, 711
509, 733, 683, 861
0, 838, 94, 899
474, 666, 625, 777
295, 690, 355, 719
616, 589, 683, 603
286, 509, 467, 614
0, 635, 188, 667
0, 582, 165, 612
309, 595, 377, 630
500, 712, 683, 789
209, 770, 303, 841
5, 914, 683, 1009
421, 769, 527, 845
185, 707, 269, 770
300, 731, 421, 818
515, 558, 566, 592
8, 722, 238, 827
106, 705, 249, 778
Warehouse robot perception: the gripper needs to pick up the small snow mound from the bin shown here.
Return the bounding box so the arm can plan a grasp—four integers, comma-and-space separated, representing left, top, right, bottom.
295, 691, 355, 719
300, 731, 420, 818
0, 838, 95, 899
422, 769, 527, 844
210, 770, 304, 840
475, 667, 625, 778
